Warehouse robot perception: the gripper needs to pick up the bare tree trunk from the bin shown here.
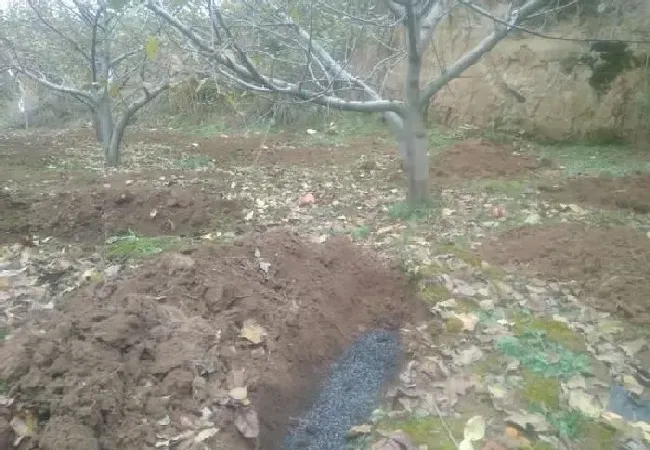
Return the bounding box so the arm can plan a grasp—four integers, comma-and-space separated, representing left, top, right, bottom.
105, 113, 128, 166
91, 108, 108, 143
402, 2, 429, 205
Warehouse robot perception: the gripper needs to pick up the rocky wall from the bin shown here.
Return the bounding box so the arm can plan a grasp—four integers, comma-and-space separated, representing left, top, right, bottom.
371, 1, 650, 143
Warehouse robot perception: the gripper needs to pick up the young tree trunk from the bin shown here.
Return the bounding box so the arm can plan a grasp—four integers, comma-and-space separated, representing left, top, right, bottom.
402, 4, 429, 206
401, 108, 429, 205
105, 113, 128, 166
97, 97, 114, 151
91, 108, 106, 143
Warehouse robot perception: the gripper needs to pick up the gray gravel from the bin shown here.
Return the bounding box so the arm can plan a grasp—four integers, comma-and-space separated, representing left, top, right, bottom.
284, 329, 401, 450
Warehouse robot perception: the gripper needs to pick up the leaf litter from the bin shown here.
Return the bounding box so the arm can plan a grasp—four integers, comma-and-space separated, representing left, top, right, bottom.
2, 130, 650, 450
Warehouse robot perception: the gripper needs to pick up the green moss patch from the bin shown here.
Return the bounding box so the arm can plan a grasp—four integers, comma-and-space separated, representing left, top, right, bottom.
470, 352, 504, 376
379, 416, 467, 450
521, 370, 561, 410
511, 315, 586, 352
439, 243, 483, 268
419, 283, 453, 304
445, 317, 465, 333
576, 419, 616, 450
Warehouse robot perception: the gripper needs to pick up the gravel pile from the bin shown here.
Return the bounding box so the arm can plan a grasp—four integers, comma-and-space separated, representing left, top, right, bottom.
284, 329, 401, 450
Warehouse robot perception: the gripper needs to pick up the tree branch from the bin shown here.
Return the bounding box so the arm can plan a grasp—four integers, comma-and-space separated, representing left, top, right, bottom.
111, 49, 139, 68
147, 1, 406, 115
11, 65, 96, 104
122, 80, 172, 121
26, 0, 92, 64
419, 0, 549, 108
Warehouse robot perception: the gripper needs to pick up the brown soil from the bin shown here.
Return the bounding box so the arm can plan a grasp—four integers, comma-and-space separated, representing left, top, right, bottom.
541, 174, 650, 213
0, 184, 243, 244
478, 223, 650, 323
0, 229, 421, 450
0, 129, 95, 169
127, 129, 395, 168
432, 139, 554, 180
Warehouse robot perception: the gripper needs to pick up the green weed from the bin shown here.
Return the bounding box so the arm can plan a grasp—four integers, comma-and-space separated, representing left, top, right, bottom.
388, 199, 436, 221
106, 231, 185, 261
350, 225, 371, 240
175, 154, 212, 169
511, 315, 586, 352
537, 143, 650, 177
495, 330, 591, 379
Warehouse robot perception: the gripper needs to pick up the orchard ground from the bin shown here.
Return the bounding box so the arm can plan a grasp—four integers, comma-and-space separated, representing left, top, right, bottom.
1, 117, 650, 450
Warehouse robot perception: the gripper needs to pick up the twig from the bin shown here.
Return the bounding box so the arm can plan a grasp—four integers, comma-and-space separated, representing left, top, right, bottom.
432, 397, 459, 447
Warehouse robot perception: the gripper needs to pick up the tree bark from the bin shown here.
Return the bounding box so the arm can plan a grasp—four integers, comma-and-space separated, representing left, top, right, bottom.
402, 0, 429, 205
105, 115, 127, 166
96, 95, 114, 151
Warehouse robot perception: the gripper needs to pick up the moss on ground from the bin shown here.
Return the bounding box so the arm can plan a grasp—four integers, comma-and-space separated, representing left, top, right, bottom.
521, 370, 561, 410
511, 315, 586, 352
577, 419, 616, 450
445, 317, 465, 333
380, 416, 467, 450
469, 352, 504, 376
419, 284, 453, 304
439, 243, 483, 268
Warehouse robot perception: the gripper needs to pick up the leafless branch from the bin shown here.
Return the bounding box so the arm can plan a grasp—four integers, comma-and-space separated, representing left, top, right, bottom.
419, 0, 549, 107
147, 0, 404, 114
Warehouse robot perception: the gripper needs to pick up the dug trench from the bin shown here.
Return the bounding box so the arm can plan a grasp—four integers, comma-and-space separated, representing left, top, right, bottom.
0, 229, 423, 450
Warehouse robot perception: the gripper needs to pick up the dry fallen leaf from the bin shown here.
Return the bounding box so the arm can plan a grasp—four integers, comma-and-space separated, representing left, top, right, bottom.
568, 389, 603, 418
370, 430, 414, 450
459, 439, 475, 450
505, 411, 549, 433
229, 386, 248, 401
240, 319, 266, 344
491, 206, 506, 218
456, 345, 484, 366
298, 193, 315, 206
194, 427, 219, 443
234, 407, 260, 439
464, 415, 486, 441
348, 424, 373, 437
482, 439, 508, 450
10, 411, 37, 439
487, 383, 507, 400
504, 426, 519, 438
452, 312, 479, 332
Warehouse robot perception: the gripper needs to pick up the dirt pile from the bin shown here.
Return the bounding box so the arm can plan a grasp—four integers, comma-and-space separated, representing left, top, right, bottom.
0, 185, 242, 244
432, 139, 553, 180
0, 229, 420, 450
541, 174, 650, 213
479, 223, 650, 323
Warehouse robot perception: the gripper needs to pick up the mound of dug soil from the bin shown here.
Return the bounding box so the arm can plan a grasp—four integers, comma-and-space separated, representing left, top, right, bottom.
0, 230, 419, 450
432, 139, 553, 180
479, 223, 650, 323
541, 174, 650, 213
0, 185, 242, 244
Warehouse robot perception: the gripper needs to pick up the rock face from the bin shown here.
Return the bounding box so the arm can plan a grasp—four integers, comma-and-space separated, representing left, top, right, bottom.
358, 0, 649, 142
